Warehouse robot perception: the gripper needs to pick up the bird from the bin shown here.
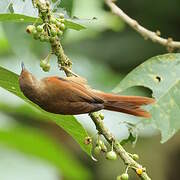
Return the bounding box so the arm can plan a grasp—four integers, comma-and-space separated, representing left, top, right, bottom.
19, 63, 155, 118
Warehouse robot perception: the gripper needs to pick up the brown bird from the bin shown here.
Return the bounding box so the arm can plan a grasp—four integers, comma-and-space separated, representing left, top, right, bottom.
19, 63, 155, 118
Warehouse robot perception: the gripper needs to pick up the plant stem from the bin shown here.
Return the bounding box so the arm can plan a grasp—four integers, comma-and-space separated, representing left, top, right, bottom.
90, 113, 151, 180
35, 0, 72, 76
34, 1, 151, 179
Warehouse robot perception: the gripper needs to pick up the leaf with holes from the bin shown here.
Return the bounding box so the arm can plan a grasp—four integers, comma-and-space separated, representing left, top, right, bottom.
114, 53, 180, 143
0, 66, 92, 156
120, 132, 136, 146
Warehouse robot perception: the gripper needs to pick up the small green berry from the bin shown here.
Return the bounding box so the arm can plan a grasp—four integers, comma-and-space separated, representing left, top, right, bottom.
40, 35, 45, 42
50, 17, 57, 24
60, 23, 66, 31
57, 30, 63, 36
44, 36, 49, 42
51, 28, 57, 36
121, 173, 129, 180
99, 113, 104, 120
96, 140, 107, 152
26, 25, 35, 34
49, 37, 56, 43
106, 150, 117, 160
59, 18, 65, 23
40, 60, 50, 72
96, 140, 103, 146
40, 60, 46, 68
56, 21, 61, 28
132, 154, 139, 160
59, 13, 64, 19
94, 146, 101, 156
37, 25, 43, 32
43, 63, 50, 72
100, 142, 107, 152
33, 33, 39, 40
32, 29, 37, 35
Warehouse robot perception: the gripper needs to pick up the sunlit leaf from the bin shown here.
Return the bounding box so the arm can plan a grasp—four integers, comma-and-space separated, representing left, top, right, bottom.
0, 1, 86, 31
0, 14, 39, 23
0, 66, 92, 156
65, 19, 86, 31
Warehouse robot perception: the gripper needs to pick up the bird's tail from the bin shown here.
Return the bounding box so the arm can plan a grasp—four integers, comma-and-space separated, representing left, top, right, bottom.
95, 92, 155, 118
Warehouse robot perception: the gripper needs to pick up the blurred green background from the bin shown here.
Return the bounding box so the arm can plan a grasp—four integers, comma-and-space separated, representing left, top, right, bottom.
0, 0, 180, 180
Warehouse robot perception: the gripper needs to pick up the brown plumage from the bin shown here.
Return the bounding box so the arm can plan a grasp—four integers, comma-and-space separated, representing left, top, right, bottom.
19, 64, 155, 118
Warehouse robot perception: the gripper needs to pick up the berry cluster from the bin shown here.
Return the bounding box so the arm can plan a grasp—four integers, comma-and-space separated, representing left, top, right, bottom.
94, 139, 107, 155
39, 51, 52, 72
94, 139, 118, 160
93, 135, 141, 180
40, 58, 51, 72
26, 13, 66, 72
26, 13, 65, 43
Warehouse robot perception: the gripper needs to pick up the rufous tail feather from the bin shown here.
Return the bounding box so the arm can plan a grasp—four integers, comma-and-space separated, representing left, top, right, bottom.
95, 92, 155, 118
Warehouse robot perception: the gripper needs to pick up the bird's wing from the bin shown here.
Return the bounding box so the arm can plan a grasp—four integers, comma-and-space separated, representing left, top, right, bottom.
65, 76, 88, 85
43, 76, 104, 104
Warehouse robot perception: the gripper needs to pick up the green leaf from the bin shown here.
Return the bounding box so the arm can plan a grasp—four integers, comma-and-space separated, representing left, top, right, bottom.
0, 126, 91, 180
0, 14, 86, 30
60, 0, 73, 15
65, 19, 86, 31
120, 132, 136, 146
0, 0, 86, 31
114, 53, 180, 143
51, 0, 73, 16
0, 66, 92, 156
0, 13, 39, 23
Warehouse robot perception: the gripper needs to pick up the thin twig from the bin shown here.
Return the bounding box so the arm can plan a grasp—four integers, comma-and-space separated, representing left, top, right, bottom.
60, 66, 80, 77
106, 0, 180, 50
35, 1, 151, 179
90, 113, 151, 180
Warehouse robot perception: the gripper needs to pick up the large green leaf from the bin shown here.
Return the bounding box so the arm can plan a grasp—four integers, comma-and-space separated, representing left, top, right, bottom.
0, 126, 91, 180
0, 14, 85, 31
0, 66, 92, 155
0, 0, 70, 15
0, 14, 38, 23
114, 53, 180, 142
64, 19, 86, 31
0, 0, 86, 31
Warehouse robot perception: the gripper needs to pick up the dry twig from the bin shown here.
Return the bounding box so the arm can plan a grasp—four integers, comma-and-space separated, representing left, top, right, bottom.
106, 0, 180, 50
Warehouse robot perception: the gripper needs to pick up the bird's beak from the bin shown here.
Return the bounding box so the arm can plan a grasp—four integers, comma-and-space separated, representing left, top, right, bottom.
21, 62, 25, 71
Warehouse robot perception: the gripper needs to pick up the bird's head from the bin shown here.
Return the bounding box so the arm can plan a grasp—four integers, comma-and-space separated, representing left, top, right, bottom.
19, 62, 39, 94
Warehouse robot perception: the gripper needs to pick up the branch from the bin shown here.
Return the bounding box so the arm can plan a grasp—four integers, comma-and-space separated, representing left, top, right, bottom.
106, 0, 180, 50
34, 1, 151, 179
90, 113, 151, 180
